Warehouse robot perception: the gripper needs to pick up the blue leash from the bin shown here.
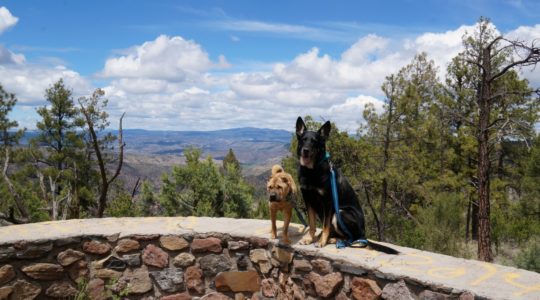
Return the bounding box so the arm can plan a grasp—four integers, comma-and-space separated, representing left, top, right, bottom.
325, 152, 368, 249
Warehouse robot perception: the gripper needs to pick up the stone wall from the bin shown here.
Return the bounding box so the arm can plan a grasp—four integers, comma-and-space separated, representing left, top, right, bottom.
0, 231, 474, 300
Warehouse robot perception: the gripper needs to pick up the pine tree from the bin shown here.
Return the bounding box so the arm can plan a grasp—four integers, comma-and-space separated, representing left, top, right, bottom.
0, 84, 29, 223
79, 88, 125, 218
30, 79, 86, 220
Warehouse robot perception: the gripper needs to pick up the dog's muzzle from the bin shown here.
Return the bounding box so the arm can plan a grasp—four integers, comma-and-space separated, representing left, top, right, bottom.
269, 193, 278, 202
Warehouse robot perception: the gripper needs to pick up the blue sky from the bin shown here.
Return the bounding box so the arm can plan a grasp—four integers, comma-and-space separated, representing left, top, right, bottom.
1, 0, 539, 131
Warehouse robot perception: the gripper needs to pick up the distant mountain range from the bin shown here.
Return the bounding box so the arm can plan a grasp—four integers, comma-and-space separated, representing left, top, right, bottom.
121, 127, 292, 164
21, 127, 294, 189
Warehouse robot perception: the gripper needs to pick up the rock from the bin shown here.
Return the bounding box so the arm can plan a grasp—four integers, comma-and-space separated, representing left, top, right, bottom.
0, 246, 15, 262
293, 259, 312, 272
261, 278, 278, 298
249, 249, 268, 263
235, 253, 252, 271
142, 244, 169, 268
105, 233, 119, 242
249, 237, 269, 248
419, 290, 453, 300
0, 264, 15, 285
191, 237, 223, 253
130, 234, 160, 241
312, 259, 333, 275
87, 278, 105, 300
94, 268, 122, 280
458, 292, 475, 300
55, 237, 81, 247
22, 263, 64, 280
15, 242, 53, 259
10, 280, 42, 300
418, 290, 455, 300
150, 268, 185, 293
249, 249, 272, 274
381, 280, 414, 300
57, 249, 85, 266
82, 240, 111, 255
306, 272, 343, 298
215, 270, 261, 292
201, 292, 233, 300
102, 255, 127, 271
235, 293, 246, 300
351, 277, 382, 300
334, 263, 367, 276
184, 266, 205, 294
115, 239, 140, 253
161, 292, 192, 300
199, 254, 233, 277
271, 245, 294, 264
160, 235, 190, 251
228, 240, 250, 251
67, 259, 88, 282
173, 252, 196, 268
118, 265, 153, 294
0, 286, 13, 300
122, 253, 142, 267
45, 281, 78, 298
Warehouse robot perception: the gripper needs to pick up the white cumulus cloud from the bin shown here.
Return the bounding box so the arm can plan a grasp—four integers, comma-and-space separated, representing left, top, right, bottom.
0, 7, 18, 34
102, 35, 227, 81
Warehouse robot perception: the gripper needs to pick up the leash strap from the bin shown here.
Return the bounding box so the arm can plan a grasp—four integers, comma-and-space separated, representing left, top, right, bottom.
287, 192, 308, 227
326, 152, 368, 249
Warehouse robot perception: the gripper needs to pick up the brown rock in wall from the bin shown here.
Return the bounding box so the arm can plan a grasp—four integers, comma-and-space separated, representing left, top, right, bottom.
214, 270, 261, 292
21, 263, 64, 280
45, 281, 78, 298
0, 286, 14, 300
0, 265, 15, 285
115, 239, 140, 253
306, 271, 344, 298
185, 265, 205, 294
142, 244, 169, 268
9, 280, 41, 300
160, 235, 190, 251
83, 240, 111, 255
350, 277, 382, 300
57, 249, 85, 266
191, 237, 223, 253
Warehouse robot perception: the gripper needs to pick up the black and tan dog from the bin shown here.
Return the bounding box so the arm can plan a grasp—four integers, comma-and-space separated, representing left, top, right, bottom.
267, 164, 297, 245
295, 117, 398, 254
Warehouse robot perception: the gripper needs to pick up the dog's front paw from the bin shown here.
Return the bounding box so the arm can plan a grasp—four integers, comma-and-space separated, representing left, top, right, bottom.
270, 232, 277, 239
282, 237, 291, 245
315, 241, 328, 248
299, 235, 313, 245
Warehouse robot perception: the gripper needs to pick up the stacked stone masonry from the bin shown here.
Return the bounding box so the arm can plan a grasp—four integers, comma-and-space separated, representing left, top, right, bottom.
1, 232, 477, 300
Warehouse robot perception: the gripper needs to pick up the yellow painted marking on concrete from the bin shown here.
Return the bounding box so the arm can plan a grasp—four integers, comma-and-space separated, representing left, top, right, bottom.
401, 253, 434, 266
471, 262, 497, 286
504, 272, 540, 296
427, 267, 466, 279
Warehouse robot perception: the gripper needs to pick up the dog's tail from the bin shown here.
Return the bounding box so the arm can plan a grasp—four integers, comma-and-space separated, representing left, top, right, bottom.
271, 165, 284, 176
368, 240, 399, 255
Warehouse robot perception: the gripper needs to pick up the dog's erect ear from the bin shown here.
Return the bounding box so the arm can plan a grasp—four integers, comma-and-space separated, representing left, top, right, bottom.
296, 117, 306, 137
318, 121, 331, 140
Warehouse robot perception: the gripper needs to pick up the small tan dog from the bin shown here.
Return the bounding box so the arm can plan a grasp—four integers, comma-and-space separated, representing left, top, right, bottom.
266, 165, 297, 244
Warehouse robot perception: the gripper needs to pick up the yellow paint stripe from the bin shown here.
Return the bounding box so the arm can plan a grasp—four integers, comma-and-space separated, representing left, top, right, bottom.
504, 273, 540, 296
471, 262, 497, 286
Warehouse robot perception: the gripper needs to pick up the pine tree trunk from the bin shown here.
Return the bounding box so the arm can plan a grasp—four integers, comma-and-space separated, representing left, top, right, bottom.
477, 47, 493, 262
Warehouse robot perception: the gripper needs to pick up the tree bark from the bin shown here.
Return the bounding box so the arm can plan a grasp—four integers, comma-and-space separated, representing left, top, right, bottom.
477, 47, 493, 262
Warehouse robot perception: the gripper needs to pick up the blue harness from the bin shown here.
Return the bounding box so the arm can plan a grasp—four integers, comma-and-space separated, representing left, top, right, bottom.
324, 152, 368, 249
